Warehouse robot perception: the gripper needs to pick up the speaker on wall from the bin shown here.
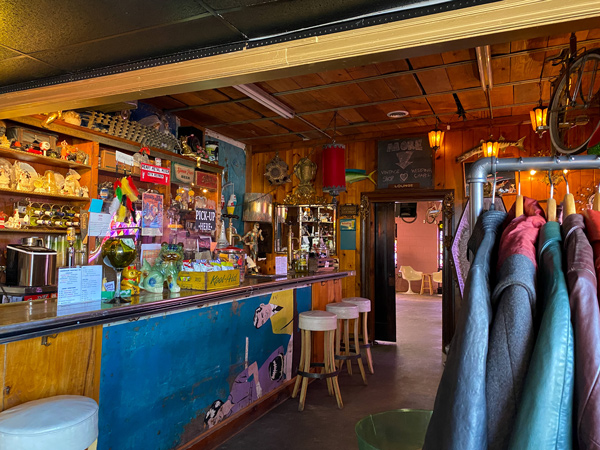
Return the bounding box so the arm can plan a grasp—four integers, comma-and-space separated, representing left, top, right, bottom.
395, 203, 417, 218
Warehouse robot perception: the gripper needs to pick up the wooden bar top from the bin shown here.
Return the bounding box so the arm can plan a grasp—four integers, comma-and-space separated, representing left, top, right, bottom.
0, 271, 354, 344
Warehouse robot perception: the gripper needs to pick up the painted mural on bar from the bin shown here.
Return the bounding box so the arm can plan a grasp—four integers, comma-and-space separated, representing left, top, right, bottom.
98, 287, 311, 449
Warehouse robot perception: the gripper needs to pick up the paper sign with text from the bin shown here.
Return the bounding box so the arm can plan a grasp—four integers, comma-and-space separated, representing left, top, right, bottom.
171, 162, 195, 184
140, 163, 170, 185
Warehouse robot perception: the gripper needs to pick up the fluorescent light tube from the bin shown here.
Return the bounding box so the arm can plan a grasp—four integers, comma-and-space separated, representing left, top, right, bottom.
234, 83, 295, 119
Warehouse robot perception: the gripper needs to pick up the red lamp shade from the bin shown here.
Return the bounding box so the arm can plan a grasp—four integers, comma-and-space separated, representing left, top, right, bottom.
322, 143, 346, 197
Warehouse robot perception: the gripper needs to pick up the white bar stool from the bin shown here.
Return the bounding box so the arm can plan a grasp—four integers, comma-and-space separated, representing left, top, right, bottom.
326, 302, 368, 385
342, 297, 374, 374
0, 395, 99, 450
292, 310, 343, 411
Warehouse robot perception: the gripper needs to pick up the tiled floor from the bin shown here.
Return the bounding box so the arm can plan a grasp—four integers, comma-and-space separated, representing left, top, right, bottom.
217, 294, 444, 449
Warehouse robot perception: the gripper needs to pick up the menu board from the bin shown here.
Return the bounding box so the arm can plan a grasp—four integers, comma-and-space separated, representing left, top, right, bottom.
377, 136, 433, 189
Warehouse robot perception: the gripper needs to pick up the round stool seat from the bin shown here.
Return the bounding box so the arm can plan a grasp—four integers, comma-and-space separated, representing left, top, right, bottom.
299, 310, 338, 331
0, 395, 98, 450
342, 297, 371, 313
326, 302, 359, 320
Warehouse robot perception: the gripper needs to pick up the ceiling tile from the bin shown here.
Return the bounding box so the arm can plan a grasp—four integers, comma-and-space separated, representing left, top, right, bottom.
409, 54, 444, 69
415, 68, 452, 94
489, 85, 514, 107
28, 17, 237, 74
355, 80, 397, 101
0, 56, 63, 87
456, 90, 488, 110
509, 53, 544, 83
427, 94, 459, 114
441, 49, 474, 64
491, 58, 510, 85
383, 74, 422, 98
446, 63, 481, 90
0, 1, 210, 54
375, 60, 409, 74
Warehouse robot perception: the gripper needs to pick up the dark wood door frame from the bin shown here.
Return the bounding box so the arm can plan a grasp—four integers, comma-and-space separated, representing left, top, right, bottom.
360, 188, 455, 351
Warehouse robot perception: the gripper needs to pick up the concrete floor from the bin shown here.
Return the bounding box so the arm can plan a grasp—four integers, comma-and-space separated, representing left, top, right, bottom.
218, 294, 444, 449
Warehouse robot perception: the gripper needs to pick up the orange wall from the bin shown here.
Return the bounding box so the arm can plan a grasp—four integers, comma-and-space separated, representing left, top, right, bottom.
395, 202, 440, 292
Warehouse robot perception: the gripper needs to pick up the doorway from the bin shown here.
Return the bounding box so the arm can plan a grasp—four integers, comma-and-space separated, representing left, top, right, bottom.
362, 189, 455, 351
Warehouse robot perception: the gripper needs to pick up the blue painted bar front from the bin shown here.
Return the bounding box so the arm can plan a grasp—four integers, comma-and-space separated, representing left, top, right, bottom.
98, 286, 312, 449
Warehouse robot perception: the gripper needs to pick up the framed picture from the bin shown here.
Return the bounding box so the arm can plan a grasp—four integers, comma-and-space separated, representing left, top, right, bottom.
463, 162, 517, 198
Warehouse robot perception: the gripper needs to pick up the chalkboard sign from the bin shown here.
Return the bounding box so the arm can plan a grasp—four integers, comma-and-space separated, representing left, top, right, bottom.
377, 136, 433, 189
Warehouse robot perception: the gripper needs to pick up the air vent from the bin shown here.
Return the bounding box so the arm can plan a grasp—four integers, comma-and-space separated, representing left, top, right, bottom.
387, 110, 409, 119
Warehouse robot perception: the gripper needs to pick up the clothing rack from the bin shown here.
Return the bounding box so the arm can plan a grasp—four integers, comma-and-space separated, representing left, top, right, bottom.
467, 155, 600, 227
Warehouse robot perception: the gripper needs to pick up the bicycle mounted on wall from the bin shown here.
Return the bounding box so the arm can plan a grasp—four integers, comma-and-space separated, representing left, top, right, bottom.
547, 33, 600, 155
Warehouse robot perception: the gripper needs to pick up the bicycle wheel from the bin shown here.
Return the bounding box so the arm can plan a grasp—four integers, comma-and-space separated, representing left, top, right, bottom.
549, 50, 600, 154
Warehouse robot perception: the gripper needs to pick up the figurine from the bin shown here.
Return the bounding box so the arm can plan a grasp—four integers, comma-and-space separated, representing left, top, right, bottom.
227, 194, 237, 215
0, 167, 10, 189
121, 266, 141, 294
5, 210, 21, 229
139, 243, 184, 293
0, 211, 7, 228
14, 166, 34, 192
62, 169, 81, 196
0, 121, 10, 149
62, 110, 82, 126
242, 222, 264, 273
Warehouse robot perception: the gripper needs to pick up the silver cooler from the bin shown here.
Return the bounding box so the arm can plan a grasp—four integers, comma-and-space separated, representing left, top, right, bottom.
6, 238, 57, 287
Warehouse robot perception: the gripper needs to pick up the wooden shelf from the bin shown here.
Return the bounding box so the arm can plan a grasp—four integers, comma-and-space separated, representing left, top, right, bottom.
0, 227, 80, 234
98, 168, 140, 179
0, 187, 90, 203
0, 146, 92, 171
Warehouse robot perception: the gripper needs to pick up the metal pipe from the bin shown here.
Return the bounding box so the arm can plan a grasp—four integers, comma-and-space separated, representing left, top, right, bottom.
475, 46, 487, 92
468, 155, 600, 227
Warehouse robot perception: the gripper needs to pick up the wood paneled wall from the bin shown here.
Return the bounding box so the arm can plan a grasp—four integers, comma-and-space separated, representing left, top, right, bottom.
250, 120, 600, 299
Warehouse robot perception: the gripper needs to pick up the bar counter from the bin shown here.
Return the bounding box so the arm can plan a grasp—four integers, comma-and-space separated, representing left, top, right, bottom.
0, 270, 353, 450
0, 271, 353, 344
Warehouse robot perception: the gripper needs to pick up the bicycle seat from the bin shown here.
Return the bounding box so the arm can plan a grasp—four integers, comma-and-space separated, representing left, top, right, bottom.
545, 48, 568, 65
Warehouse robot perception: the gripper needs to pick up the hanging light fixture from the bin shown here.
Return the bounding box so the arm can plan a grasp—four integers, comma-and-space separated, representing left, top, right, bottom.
530, 61, 548, 138
482, 139, 499, 157
428, 117, 445, 151
530, 103, 548, 137
322, 112, 346, 204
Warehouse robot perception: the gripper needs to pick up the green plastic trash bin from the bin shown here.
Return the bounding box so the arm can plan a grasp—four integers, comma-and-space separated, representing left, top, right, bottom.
355, 409, 432, 450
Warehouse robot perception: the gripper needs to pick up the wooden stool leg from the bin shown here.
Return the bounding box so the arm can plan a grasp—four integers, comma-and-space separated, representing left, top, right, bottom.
429, 275, 434, 295
324, 330, 333, 397
298, 330, 312, 411
354, 317, 368, 385
344, 319, 352, 375
327, 329, 343, 409
420, 275, 425, 295
292, 329, 306, 398
363, 312, 374, 374
335, 319, 342, 370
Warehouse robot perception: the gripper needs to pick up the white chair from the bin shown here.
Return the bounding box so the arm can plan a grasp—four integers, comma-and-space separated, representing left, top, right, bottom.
432, 271, 442, 285
399, 266, 423, 295
0, 395, 98, 450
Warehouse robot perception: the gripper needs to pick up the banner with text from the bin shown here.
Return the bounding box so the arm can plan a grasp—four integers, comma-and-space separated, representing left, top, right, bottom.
141, 163, 171, 185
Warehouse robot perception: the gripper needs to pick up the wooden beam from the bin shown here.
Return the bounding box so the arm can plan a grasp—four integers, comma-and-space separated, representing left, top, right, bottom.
0, 0, 598, 119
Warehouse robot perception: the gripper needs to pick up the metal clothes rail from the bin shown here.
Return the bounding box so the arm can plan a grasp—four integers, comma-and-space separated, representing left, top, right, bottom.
467, 155, 600, 227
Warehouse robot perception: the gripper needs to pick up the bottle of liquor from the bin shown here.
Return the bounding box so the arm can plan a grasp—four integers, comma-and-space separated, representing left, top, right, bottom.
64, 207, 80, 219
37, 219, 52, 227
51, 218, 67, 228
65, 220, 80, 227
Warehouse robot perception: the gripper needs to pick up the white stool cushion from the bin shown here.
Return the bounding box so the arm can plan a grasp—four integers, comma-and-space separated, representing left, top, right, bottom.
342, 297, 371, 313
0, 395, 98, 450
299, 310, 338, 331
326, 302, 359, 320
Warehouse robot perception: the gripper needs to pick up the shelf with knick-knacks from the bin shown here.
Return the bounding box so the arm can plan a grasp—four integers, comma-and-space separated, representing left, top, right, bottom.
274, 204, 337, 257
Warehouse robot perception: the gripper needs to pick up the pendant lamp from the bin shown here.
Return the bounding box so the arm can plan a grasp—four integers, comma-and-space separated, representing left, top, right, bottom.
428, 117, 445, 151
482, 139, 499, 157
530, 104, 548, 137
322, 142, 346, 203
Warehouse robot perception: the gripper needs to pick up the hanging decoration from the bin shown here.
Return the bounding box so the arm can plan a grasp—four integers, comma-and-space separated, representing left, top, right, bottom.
264, 152, 291, 185
530, 61, 549, 138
